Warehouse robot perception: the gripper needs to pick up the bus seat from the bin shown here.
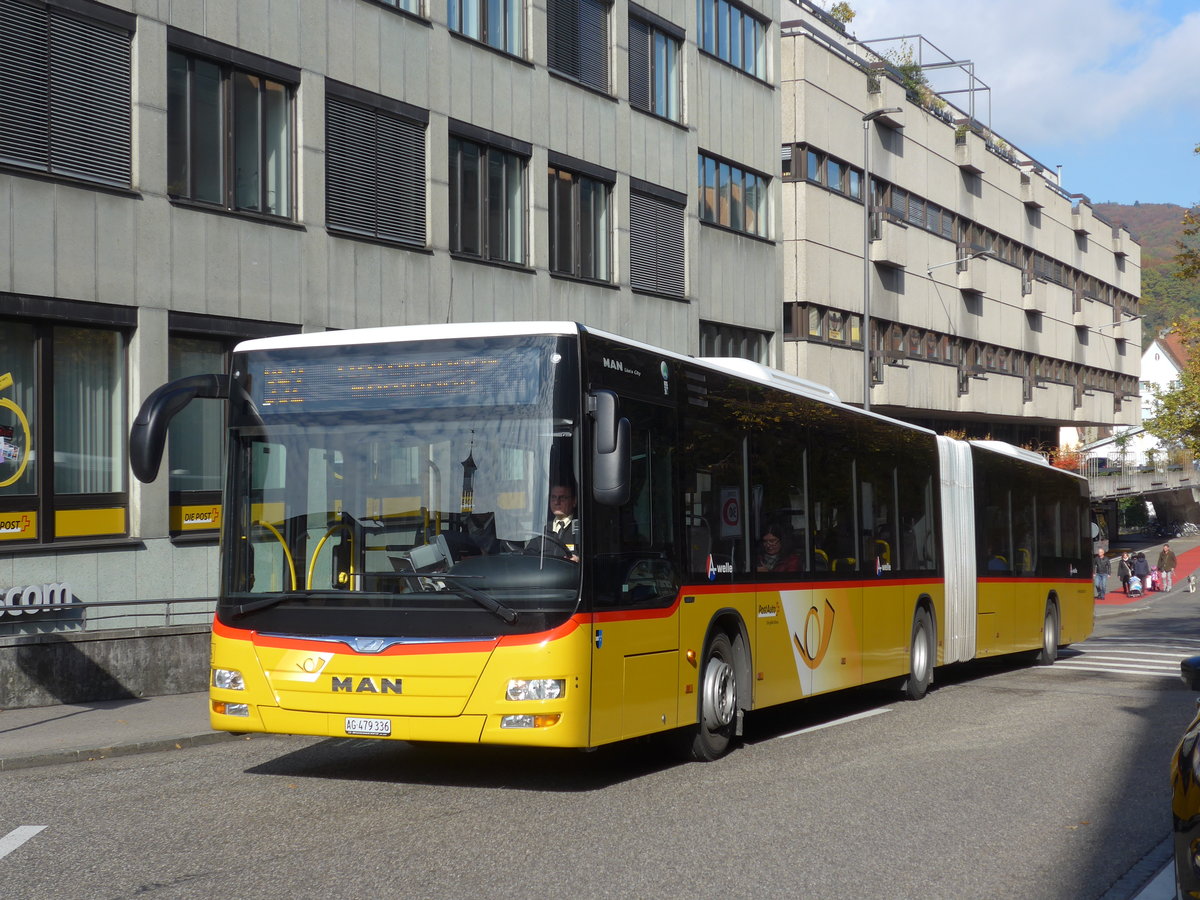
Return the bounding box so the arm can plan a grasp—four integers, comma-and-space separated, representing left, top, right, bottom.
873, 540, 891, 566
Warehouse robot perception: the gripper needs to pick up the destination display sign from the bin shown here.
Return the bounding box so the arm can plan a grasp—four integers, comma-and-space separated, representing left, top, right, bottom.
247, 343, 549, 414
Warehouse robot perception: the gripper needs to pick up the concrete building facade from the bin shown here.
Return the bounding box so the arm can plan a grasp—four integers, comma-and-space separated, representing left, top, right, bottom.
779, 2, 1141, 448
0, 0, 782, 703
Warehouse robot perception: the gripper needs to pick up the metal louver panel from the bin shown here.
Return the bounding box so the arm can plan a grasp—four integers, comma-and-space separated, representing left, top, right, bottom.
629, 191, 657, 293
628, 18, 650, 112
376, 113, 426, 245
326, 97, 379, 237
548, 0, 609, 92
48, 14, 131, 186
0, 0, 51, 170
326, 94, 426, 246
630, 191, 685, 298
546, 0, 580, 77
576, 0, 609, 92
907, 195, 923, 226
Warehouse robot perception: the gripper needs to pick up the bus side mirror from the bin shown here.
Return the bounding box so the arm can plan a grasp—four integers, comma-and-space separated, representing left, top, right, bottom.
590, 390, 629, 506
1183, 655, 1200, 692
130, 374, 230, 483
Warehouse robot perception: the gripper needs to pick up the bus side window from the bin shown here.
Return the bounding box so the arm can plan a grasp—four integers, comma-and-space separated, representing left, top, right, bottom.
681, 372, 749, 579
589, 397, 680, 607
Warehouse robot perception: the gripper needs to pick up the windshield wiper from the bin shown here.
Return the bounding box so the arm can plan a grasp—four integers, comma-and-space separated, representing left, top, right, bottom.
428, 573, 519, 624
230, 592, 307, 616
227, 576, 518, 625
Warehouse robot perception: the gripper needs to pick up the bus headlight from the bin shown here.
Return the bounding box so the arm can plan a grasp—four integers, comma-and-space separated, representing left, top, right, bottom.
212, 668, 245, 691
505, 678, 564, 701
213, 701, 250, 717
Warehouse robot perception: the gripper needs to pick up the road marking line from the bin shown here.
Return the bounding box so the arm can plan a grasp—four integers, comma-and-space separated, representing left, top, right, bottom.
1085, 639, 1200, 651
1076, 649, 1200, 659
0, 827, 46, 861
774, 708, 891, 740
1068, 657, 1179, 667
1046, 664, 1178, 678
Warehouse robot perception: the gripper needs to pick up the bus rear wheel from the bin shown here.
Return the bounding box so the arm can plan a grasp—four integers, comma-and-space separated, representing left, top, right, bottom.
689, 632, 738, 761
902, 607, 934, 701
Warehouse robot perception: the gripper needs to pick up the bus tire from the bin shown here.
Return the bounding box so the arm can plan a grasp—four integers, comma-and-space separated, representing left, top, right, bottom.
1035, 601, 1059, 666
689, 631, 738, 761
902, 606, 934, 701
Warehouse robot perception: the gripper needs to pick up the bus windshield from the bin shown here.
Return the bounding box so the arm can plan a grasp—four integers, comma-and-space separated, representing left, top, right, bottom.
218, 334, 581, 638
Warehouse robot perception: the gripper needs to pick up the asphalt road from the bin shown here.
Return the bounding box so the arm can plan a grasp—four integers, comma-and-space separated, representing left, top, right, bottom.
1, 575, 1198, 899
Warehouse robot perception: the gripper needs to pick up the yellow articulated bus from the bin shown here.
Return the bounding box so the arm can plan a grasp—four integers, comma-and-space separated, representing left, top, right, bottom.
130, 322, 1092, 760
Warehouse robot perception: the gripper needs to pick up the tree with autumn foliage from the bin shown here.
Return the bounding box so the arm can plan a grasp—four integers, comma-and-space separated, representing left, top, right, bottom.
1178, 144, 1200, 281
1144, 317, 1200, 457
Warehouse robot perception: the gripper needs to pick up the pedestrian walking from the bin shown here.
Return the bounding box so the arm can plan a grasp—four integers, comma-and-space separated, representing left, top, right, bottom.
1094, 547, 1111, 599
1133, 551, 1151, 589
1117, 551, 1133, 595
1158, 543, 1179, 591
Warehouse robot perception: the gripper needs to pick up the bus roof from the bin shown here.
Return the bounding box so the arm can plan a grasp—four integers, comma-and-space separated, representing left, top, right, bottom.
234, 321, 581, 353
234, 320, 936, 436
970, 439, 1051, 468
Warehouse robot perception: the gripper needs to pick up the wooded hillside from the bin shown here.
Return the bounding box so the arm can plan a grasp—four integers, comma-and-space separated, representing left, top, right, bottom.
1094, 202, 1200, 333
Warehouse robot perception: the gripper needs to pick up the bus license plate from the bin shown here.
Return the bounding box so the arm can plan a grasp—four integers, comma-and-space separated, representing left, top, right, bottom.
345, 716, 391, 737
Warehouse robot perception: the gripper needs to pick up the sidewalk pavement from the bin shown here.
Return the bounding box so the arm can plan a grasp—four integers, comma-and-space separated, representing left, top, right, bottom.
0, 691, 235, 772
1096, 535, 1200, 608
2, 534, 1199, 773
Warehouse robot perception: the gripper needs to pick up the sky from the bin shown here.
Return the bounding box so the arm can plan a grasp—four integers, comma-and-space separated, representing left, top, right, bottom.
840, 0, 1200, 207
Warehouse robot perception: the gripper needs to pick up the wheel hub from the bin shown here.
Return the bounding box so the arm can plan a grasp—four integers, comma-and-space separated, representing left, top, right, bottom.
702, 657, 736, 729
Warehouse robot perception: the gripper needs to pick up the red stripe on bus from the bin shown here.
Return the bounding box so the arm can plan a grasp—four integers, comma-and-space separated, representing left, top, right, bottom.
213, 617, 501, 656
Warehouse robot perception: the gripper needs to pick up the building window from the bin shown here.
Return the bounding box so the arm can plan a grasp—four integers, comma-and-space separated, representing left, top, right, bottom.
0, 0, 133, 187
166, 335, 225, 534
449, 0, 523, 55
548, 164, 611, 281
698, 151, 769, 238
806, 149, 821, 183
449, 132, 527, 264
165, 315, 299, 535
377, 0, 422, 14
629, 14, 681, 121
630, 185, 686, 298
167, 43, 295, 218
0, 317, 129, 544
697, 0, 766, 80
326, 85, 427, 247
547, 0, 611, 92
700, 321, 769, 364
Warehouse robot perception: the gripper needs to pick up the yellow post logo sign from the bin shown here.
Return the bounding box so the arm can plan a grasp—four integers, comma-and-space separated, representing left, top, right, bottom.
171, 505, 222, 532
0, 512, 36, 542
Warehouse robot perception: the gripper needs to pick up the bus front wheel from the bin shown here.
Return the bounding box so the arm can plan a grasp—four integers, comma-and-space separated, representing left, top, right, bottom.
689, 632, 738, 761
1034, 601, 1059, 666
902, 607, 934, 701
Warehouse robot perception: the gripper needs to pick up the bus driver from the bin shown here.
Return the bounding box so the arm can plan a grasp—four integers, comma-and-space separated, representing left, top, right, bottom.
545, 483, 580, 561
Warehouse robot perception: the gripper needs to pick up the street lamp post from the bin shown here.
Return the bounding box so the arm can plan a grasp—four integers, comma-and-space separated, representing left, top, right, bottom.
861, 107, 902, 411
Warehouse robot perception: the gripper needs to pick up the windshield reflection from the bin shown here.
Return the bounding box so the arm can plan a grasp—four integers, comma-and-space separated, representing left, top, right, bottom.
226, 412, 578, 598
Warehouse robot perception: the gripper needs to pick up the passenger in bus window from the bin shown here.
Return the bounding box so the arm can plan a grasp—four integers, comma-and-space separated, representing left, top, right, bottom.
756, 524, 800, 573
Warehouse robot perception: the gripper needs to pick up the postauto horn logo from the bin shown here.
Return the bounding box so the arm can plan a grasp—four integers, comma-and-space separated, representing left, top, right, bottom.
706, 554, 734, 582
